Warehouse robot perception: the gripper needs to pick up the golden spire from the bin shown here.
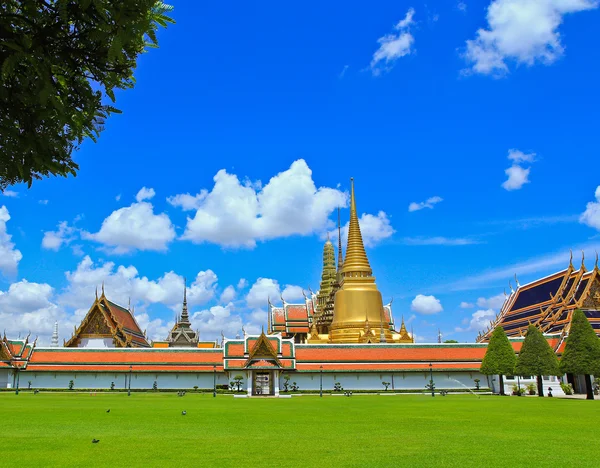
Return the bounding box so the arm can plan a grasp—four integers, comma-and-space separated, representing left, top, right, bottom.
337, 207, 343, 273
342, 178, 372, 278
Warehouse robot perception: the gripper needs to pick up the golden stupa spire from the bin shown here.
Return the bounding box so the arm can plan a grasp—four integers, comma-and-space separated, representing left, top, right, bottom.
342, 178, 372, 278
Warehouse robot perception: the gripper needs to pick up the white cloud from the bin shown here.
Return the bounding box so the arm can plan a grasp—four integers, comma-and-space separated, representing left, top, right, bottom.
167, 192, 206, 211
403, 236, 480, 246
176, 159, 347, 248
370, 8, 416, 75
59, 256, 217, 313
502, 149, 536, 191
411, 294, 443, 314
245, 278, 304, 309
476, 293, 506, 310
191, 302, 243, 340
339, 65, 349, 78
220, 285, 236, 304
455, 309, 496, 332
408, 196, 443, 212
580, 186, 600, 231
457, 2, 467, 12
42, 221, 77, 251
463, 0, 598, 76
237, 278, 248, 290
115, 194, 121, 202
460, 301, 474, 308
83, 194, 176, 254
135, 187, 156, 202
39, 200, 49, 205
0, 280, 71, 342
0, 206, 22, 277
1, 190, 18, 198
329, 211, 395, 248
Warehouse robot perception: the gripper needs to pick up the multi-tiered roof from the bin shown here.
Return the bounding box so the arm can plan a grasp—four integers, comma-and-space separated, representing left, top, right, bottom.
477, 253, 600, 352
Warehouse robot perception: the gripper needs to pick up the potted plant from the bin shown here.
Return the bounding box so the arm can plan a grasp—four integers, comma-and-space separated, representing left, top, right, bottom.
526, 383, 536, 395
474, 378, 480, 390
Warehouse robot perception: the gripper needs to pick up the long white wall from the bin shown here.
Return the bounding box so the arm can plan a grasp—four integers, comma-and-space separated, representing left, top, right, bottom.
14, 370, 487, 391
0, 369, 10, 388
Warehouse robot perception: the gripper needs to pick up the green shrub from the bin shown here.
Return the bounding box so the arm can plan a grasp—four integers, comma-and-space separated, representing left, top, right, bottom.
526, 383, 536, 395
560, 382, 573, 395
68, 380, 74, 390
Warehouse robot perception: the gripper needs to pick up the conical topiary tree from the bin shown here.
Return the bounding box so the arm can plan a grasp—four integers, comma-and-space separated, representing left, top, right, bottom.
515, 325, 560, 397
480, 326, 517, 396
559, 309, 600, 400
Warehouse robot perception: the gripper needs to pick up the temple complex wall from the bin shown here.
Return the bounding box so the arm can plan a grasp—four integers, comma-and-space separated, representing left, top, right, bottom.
0, 369, 10, 388
285, 371, 486, 391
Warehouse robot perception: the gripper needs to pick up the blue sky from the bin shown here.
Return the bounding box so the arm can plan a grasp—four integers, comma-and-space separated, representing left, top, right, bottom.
1, 0, 600, 344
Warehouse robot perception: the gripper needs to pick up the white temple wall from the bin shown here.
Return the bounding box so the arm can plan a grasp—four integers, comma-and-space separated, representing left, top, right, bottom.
0, 369, 10, 388
22, 372, 231, 390
79, 338, 114, 348
282, 371, 486, 391
18, 370, 487, 390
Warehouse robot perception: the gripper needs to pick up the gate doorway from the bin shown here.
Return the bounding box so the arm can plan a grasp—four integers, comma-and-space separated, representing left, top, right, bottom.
253, 372, 272, 396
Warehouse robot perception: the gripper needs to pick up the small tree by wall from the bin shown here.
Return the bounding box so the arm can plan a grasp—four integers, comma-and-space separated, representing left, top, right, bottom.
515, 325, 560, 397
559, 309, 600, 400
282, 375, 291, 392
382, 381, 390, 391
233, 375, 244, 392
68, 380, 74, 390
480, 327, 517, 395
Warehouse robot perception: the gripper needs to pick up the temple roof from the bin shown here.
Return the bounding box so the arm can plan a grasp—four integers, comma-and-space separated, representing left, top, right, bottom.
477, 256, 600, 348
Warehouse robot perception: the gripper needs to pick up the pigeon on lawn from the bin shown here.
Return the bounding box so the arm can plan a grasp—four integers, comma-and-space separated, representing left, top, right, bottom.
181, 410, 187, 416
106, 409, 110, 413
92, 439, 100, 444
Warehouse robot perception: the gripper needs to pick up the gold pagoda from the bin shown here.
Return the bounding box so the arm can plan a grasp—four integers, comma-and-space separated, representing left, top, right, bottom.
309, 178, 413, 344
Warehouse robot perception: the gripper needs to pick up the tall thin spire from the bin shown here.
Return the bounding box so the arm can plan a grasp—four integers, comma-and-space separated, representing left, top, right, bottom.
337, 207, 343, 272
342, 178, 372, 277
51, 322, 59, 347
180, 278, 190, 326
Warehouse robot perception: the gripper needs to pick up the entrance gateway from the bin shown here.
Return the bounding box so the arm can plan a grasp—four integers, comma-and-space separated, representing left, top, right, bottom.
254, 372, 271, 395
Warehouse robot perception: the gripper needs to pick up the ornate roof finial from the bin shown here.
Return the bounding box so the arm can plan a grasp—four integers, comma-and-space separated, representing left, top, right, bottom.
51, 321, 59, 348
95, 287, 98, 301
337, 206, 343, 273
509, 280, 514, 293
180, 277, 190, 326
569, 249, 573, 268
128, 297, 131, 311
342, 178, 372, 278
503, 288, 507, 297
242, 325, 246, 338
595, 251, 599, 269
101, 281, 105, 297
514, 273, 520, 288
581, 249, 585, 268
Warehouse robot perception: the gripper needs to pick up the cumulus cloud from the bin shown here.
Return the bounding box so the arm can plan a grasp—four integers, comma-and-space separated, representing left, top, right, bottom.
463, 0, 598, 76
329, 211, 395, 248
219, 285, 236, 304
455, 309, 496, 332
502, 149, 536, 191
191, 302, 243, 339
457, 2, 467, 12
0, 206, 22, 277
175, 160, 347, 248
2, 190, 19, 198
246, 278, 305, 309
83, 188, 176, 253
408, 196, 443, 212
42, 221, 77, 251
476, 293, 506, 310
460, 301, 474, 308
370, 8, 416, 75
580, 186, 600, 231
237, 278, 248, 290
411, 294, 443, 314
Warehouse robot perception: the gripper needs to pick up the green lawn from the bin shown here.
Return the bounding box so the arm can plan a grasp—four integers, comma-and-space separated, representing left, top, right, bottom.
1, 392, 598, 467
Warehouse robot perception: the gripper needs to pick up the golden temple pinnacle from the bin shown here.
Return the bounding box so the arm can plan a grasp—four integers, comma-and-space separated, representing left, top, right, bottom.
342, 177, 372, 278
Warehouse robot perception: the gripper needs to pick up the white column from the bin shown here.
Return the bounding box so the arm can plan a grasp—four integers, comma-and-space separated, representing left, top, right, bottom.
274, 370, 280, 397
247, 370, 252, 396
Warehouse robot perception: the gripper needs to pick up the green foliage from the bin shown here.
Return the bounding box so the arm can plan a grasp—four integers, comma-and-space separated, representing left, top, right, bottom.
68, 380, 74, 390
193, 386, 198, 392
425, 380, 436, 392
526, 383, 536, 395
560, 382, 573, 395
282, 374, 290, 392
152, 381, 157, 391
110, 381, 115, 391
559, 309, 600, 376
233, 375, 244, 392
381, 381, 390, 391
473, 378, 480, 390
0, 1, 174, 190
511, 384, 525, 396
480, 327, 517, 376
333, 382, 343, 392
515, 325, 560, 377
444, 340, 459, 343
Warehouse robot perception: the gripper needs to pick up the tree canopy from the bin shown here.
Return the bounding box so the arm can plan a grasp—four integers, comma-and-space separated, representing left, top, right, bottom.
0, 0, 174, 190
515, 325, 560, 377
480, 326, 517, 376
559, 309, 600, 376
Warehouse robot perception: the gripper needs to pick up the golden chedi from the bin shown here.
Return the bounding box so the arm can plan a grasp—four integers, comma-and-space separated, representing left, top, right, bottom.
329, 179, 393, 343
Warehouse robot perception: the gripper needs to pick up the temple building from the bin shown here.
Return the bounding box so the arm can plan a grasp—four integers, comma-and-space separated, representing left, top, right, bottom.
268, 179, 413, 345
1, 179, 597, 396
64, 285, 150, 348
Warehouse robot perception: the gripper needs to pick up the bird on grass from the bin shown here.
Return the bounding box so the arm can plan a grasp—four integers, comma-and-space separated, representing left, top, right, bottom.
92, 439, 100, 444
181, 410, 187, 416
106, 409, 110, 413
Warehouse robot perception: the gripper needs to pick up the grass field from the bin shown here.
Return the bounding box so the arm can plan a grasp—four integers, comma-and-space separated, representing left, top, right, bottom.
1, 392, 599, 467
